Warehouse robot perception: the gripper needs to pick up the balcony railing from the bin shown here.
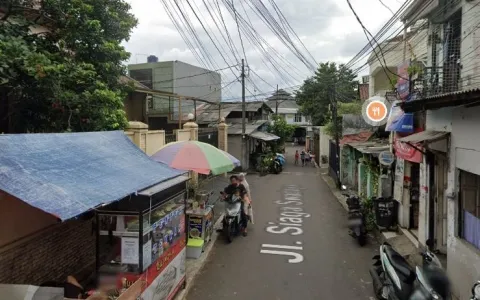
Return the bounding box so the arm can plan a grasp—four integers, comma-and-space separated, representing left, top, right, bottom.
419, 66, 461, 98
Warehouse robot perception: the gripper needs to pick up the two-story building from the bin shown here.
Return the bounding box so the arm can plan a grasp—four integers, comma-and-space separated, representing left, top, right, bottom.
195, 101, 277, 169
128, 58, 222, 132
265, 90, 311, 126
399, 1, 480, 299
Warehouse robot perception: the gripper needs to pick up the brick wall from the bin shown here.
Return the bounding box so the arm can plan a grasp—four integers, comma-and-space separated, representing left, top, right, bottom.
0, 217, 96, 285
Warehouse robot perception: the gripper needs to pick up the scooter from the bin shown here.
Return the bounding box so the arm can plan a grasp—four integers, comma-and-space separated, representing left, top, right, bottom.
471, 281, 480, 300
220, 192, 244, 243
370, 240, 451, 300
341, 185, 367, 246
272, 156, 283, 174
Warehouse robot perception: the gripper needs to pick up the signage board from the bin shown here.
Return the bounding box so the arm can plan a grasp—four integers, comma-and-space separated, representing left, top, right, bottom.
379, 151, 395, 166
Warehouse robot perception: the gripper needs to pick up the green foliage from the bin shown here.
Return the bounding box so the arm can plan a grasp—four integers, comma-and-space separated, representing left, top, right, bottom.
361, 197, 376, 231
0, 0, 138, 132
268, 114, 296, 152
323, 101, 363, 137
295, 62, 358, 126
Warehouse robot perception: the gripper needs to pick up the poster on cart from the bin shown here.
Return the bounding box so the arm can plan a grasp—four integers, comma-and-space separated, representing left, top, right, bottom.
141, 247, 186, 300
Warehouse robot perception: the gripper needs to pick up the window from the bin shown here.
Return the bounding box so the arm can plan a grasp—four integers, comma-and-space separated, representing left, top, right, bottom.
459, 170, 480, 249
294, 114, 302, 122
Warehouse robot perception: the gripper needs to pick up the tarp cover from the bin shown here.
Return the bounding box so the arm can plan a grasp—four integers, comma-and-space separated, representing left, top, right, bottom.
0, 131, 184, 221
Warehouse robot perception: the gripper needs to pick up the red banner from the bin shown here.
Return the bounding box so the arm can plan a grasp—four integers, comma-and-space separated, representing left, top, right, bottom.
393, 132, 422, 163
118, 233, 186, 289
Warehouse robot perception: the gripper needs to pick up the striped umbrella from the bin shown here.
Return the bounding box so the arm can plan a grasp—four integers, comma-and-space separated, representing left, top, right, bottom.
151, 141, 240, 175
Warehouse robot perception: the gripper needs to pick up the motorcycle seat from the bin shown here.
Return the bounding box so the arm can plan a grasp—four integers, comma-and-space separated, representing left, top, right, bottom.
384, 245, 416, 283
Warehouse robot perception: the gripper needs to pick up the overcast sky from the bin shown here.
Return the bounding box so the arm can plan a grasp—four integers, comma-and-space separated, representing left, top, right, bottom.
123, 0, 404, 101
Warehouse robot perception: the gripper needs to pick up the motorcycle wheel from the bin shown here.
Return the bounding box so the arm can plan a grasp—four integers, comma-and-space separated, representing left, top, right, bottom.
273, 164, 280, 174
357, 233, 366, 246
224, 221, 233, 244
373, 270, 387, 300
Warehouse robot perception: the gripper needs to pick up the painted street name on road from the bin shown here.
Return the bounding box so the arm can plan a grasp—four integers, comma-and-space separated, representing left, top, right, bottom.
260, 185, 308, 263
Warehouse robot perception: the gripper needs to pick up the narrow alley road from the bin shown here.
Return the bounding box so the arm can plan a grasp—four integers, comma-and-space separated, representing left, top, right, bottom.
188, 147, 378, 300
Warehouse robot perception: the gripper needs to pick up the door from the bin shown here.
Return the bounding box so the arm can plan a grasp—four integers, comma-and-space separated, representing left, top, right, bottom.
435, 157, 448, 253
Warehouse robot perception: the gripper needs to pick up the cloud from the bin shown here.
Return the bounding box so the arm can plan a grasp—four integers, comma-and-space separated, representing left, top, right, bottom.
123, 0, 404, 100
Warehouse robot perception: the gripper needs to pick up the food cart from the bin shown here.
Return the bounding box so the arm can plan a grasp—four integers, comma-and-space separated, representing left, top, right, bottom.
96, 174, 189, 300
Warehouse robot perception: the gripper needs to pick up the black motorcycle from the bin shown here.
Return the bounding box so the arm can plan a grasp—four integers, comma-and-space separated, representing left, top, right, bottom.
472, 281, 480, 300
341, 186, 367, 246
370, 240, 450, 300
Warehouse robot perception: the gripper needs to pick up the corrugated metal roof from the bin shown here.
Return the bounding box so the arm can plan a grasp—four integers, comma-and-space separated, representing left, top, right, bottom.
195, 102, 270, 124
421, 88, 480, 101
346, 140, 390, 155
398, 130, 449, 143
340, 131, 373, 146
265, 99, 298, 110
249, 131, 280, 141
228, 120, 269, 135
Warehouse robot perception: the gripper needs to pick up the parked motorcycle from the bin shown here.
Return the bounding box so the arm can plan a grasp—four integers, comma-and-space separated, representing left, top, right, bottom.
370, 240, 451, 300
220, 192, 244, 243
341, 185, 367, 246
471, 281, 480, 300
258, 154, 282, 175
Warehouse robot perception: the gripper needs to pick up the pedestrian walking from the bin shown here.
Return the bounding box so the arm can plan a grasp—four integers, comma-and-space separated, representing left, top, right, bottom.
300, 150, 305, 166
294, 150, 299, 165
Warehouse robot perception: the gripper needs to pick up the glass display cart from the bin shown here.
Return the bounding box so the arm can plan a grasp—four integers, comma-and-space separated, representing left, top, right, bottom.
95, 175, 189, 300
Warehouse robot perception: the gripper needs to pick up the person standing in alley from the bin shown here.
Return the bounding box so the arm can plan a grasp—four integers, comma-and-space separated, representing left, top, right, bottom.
300, 149, 306, 166
294, 150, 299, 165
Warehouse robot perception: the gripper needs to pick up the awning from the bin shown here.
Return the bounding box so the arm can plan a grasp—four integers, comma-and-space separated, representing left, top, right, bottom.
398, 130, 449, 144
399, 88, 480, 113
138, 175, 189, 197
249, 131, 280, 141
340, 131, 373, 146
0, 131, 186, 221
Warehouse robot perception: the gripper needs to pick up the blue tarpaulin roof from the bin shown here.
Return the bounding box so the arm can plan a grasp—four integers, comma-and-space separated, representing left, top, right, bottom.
0, 131, 185, 221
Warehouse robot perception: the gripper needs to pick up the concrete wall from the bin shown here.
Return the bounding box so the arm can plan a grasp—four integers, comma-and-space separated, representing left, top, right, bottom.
173, 61, 221, 103
228, 135, 243, 169
319, 126, 330, 162
368, 28, 427, 97
125, 122, 166, 156
427, 105, 480, 300
282, 113, 310, 125
0, 192, 57, 247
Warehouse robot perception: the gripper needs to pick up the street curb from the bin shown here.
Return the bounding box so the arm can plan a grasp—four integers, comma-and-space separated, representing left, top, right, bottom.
174, 213, 225, 300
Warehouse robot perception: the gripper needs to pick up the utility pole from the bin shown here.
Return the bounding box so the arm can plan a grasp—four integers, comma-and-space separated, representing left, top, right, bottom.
275, 84, 279, 114
241, 59, 246, 169
331, 85, 341, 189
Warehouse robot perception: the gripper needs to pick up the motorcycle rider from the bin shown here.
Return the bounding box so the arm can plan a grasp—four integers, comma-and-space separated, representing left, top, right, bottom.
223, 175, 249, 236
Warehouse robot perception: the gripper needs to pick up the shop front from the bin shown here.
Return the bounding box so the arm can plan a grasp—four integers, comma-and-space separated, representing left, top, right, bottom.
393, 132, 422, 240
0, 131, 189, 300
96, 175, 189, 300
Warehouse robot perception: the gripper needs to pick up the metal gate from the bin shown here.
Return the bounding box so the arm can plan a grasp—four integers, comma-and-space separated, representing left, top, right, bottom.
198, 128, 218, 148
329, 139, 339, 183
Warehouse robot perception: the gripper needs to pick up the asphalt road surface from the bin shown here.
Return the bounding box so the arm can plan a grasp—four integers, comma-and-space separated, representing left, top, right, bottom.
187, 147, 378, 300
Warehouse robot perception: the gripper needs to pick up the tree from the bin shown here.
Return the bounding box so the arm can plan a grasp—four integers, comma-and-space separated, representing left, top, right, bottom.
0, 0, 138, 133
268, 114, 296, 152
295, 62, 358, 126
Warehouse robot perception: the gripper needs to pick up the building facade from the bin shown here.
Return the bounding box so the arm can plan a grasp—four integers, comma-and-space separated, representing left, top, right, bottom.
398, 1, 480, 299
128, 59, 222, 130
